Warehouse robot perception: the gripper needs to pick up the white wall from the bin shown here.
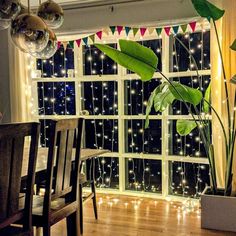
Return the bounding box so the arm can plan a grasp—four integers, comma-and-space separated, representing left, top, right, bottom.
57, 0, 198, 35
0, 30, 11, 122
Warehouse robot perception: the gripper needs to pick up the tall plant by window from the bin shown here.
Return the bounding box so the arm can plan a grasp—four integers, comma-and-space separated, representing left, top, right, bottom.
95, 0, 236, 196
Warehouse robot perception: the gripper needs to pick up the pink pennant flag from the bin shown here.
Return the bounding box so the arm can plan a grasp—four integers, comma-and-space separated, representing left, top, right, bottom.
57, 41, 61, 49
140, 28, 147, 37
164, 27, 171, 36
189, 22, 197, 32
96, 31, 103, 40
76, 39, 82, 47
117, 26, 123, 35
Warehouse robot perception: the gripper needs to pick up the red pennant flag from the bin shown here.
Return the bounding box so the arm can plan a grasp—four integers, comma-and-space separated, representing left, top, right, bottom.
189, 22, 197, 32
57, 41, 61, 49
164, 27, 171, 36
117, 26, 123, 35
96, 31, 103, 40
140, 28, 147, 37
76, 39, 82, 47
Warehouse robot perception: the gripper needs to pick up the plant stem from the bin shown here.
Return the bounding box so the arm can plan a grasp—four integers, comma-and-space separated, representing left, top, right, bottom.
213, 20, 231, 149
157, 70, 215, 186
174, 36, 210, 146
204, 99, 228, 158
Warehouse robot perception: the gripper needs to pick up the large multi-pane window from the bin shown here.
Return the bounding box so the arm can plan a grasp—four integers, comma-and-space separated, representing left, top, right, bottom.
31, 23, 211, 199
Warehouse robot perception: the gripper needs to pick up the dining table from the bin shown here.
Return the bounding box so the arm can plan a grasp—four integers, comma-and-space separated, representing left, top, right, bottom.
21, 147, 109, 182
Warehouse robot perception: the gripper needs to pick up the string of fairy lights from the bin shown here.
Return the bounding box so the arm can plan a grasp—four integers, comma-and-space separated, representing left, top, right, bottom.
33, 27, 211, 198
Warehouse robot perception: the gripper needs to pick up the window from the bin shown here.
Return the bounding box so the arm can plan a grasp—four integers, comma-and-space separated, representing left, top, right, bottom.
32, 23, 211, 199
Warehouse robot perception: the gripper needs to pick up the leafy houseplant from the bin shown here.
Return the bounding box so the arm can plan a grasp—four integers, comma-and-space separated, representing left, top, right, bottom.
95, 0, 236, 197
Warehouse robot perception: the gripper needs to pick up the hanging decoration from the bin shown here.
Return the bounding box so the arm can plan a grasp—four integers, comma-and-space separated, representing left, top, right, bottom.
58, 21, 199, 50
0, 0, 21, 30
0, 19, 10, 30
11, 13, 49, 53
37, 0, 64, 29
30, 28, 57, 59
0, 0, 21, 20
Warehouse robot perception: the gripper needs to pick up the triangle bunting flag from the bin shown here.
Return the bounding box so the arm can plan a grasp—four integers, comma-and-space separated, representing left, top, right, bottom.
110, 26, 116, 35
96, 31, 103, 40
156, 28, 162, 36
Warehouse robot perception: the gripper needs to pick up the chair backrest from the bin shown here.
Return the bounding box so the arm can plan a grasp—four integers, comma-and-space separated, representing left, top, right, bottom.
43, 118, 83, 216
0, 122, 40, 230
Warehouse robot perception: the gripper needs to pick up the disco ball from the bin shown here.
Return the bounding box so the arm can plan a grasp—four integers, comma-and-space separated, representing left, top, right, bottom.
18, 3, 28, 15
30, 28, 57, 59
37, 0, 64, 29
11, 13, 49, 53
0, 19, 10, 30
0, 0, 21, 20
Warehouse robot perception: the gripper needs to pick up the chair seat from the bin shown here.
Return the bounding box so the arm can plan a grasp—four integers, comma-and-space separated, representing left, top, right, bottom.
0, 225, 31, 236
19, 195, 78, 226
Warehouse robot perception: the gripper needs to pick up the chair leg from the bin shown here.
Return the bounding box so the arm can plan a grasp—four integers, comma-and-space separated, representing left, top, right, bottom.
43, 225, 50, 236
79, 184, 83, 234
91, 181, 98, 220
66, 210, 81, 236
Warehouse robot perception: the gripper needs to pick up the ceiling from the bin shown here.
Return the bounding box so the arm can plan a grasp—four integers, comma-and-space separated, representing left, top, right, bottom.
22, 0, 145, 7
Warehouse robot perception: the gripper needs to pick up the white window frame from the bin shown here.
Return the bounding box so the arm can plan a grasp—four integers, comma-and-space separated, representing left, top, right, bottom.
31, 22, 211, 201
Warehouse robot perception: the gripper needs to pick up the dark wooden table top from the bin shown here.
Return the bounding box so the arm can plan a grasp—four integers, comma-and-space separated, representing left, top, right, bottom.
22, 148, 109, 178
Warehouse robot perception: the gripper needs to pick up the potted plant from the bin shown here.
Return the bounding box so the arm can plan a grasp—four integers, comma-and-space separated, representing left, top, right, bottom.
95, 0, 236, 232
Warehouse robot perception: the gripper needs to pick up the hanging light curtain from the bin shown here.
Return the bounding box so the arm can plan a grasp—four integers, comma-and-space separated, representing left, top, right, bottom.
211, 0, 236, 190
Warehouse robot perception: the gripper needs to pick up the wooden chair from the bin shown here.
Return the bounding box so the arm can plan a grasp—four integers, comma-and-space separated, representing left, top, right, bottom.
32, 118, 83, 236
0, 122, 40, 236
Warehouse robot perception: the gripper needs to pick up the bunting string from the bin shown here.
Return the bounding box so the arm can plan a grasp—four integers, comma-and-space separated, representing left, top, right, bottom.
59, 21, 201, 49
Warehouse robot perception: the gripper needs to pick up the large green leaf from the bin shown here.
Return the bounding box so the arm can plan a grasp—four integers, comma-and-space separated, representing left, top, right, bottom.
169, 82, 203, 106
145, 84, 164, 128
191, 0, 225, 21
176, 120, 197, 136
153, 84, 175, 112
203, 82, 211, 113
230, 75, 236, 84
95, 40, 158, 81
230, 39, 236, 51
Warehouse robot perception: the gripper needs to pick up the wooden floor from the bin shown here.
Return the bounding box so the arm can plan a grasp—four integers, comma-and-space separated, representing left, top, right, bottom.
51, 194, 236, 236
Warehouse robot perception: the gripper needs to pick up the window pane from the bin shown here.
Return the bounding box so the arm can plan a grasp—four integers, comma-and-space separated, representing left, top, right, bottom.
169, 75, 211, 115
37, 82, 75, 115
82, 81, 118, 115
169, 161, 210, 198
168, 120, 210, 157
170, 31, 210, 72
125, 119, 162, 154
83, 44, 118, 75
125, 158, 162, 193
36, 45, 74, 78
124, 79, 161, 115
39, 119, 51, 147
84, 157, 119, 189
85, 119, 118, 152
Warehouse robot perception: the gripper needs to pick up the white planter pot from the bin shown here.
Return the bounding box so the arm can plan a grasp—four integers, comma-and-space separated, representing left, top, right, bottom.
201, 187, 236, 232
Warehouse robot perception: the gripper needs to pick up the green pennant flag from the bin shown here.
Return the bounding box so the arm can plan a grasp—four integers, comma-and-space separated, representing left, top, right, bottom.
156, 28, 162, 36
172, 25, 179, 35
133, 28, 139, 37
68, 40, 74, 49
181, 24, 188, 33
89, 34, 95, 43
125, 26, 131, 36
82, 37, 88, 46
110, 26, 116, 35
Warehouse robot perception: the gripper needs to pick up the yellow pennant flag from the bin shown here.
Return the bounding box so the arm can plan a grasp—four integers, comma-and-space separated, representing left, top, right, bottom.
148, 27, 155, 35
